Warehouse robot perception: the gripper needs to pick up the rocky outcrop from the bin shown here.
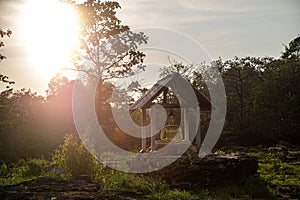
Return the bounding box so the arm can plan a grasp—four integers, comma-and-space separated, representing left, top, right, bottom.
131, 144, 258, 189
156, 154, 258, 189
0, 177, 145, 200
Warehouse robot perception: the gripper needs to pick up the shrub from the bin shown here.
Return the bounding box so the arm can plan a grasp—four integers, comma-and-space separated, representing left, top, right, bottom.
0, 158, 51, 188
52, 134, 97, 179
0, 163, 9, 177
7, 158, 50, 178
23, 158, 50, 177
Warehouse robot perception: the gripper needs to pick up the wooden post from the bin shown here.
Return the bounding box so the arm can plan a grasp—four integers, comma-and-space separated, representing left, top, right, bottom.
195, 109, 201, 147
180, 108, 184, 140
141, 108, 147, 152
150, 105, 156, 151
183, 108, 189, 141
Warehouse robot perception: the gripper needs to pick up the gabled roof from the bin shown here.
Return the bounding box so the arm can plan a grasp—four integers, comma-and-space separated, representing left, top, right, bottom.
129, 73, 211, 111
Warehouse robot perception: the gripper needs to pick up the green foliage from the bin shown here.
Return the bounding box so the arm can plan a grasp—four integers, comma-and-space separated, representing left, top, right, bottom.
0, 158, 51, 188
147, 189, 193, 200
93, 168, 168, 194
257, 152, 300, 186
0, 0, 148, 164
250, 149, 300, 198
213, 185, 249, 200
0, 88, 53, 162
193, 188, 210, 199
190, 176, 274, 200
254, 59, 300, 144
243, 176, 275, 198
259, 162, 300, 185
1, 148, 297, 199
0, 163, 9, 177
52, 134, 97, 179
15, 158, 50, 177
72, 0, 147, 82
91, 163, 275, 199
209, 39, 300, 145
216, 56, 273, 134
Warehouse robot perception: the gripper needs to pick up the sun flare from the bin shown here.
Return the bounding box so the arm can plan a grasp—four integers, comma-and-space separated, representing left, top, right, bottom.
19, 0, 79, 79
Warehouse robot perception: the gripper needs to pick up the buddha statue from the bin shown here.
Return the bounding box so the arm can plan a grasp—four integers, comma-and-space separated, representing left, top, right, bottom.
160, 109, 182, 141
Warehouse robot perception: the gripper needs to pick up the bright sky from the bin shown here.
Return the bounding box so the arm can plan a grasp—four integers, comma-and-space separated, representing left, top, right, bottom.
0, 0, 300, 95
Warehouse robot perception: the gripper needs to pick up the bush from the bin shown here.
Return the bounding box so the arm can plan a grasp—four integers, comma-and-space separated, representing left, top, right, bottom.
52, 134, 97, 179
0, 158, 51, 188
0, 163, 9, 177
23, 158, 50, 177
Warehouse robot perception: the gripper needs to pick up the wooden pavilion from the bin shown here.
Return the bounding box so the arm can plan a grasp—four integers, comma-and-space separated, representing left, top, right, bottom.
129, 73, 211, 152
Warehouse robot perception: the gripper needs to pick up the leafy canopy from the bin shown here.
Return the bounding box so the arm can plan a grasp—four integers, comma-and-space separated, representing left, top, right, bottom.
70, 0, 148, 82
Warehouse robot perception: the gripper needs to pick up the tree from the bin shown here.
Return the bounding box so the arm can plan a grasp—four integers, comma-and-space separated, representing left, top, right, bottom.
159, 59, 194, 80
45, 75, 76, 135
71, 0, 148, 84
0, 29, 14, 88
281, 34, 300, 60
158, 60, 210, 95
216, 56, 273, 133
0, 88, 47, 162
0, 29, 12, 61
46, 74, 72, 97
254, 43, 300, 144
65, 1, 149, 151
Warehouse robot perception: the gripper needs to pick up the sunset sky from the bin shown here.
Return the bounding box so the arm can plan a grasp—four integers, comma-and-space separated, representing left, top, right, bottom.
0, 0, 299, 94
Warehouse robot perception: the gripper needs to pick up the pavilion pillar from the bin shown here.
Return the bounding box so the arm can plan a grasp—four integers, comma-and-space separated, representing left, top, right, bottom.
150, 105, 157, 151
195, 109, 201, 147
183, 108, 189, 141
141, 108, 147, 152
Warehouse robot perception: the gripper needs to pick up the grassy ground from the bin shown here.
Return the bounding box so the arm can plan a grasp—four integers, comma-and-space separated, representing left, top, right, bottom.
1, 146, 299, 199
248, 147, 300, 199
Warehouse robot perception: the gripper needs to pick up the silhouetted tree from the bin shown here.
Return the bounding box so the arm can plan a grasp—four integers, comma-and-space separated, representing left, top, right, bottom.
71, 0, 147, 84
281, 34, 300, 60
159, 59, 193, 80
65, 1, 149, 150
254, 39, 300, 143
0, 89, 47, 162
0, 29, 14, 88
217, 56, 273, 133
0, 29, 12, 61
46, 75, 76, 135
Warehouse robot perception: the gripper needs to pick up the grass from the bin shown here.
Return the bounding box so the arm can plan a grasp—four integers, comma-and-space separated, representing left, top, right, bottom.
147, 189, 193, 200
190, 176, 275, 200
93, 169, 169, 194
0, 158, 52, 188
1, 147, 299, 199
249, 147, 300, 199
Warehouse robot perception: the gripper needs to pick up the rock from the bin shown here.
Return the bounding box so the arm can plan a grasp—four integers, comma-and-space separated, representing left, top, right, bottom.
130, 145, 258, 189
268, 146, 289, 156
0, 177, 146, 200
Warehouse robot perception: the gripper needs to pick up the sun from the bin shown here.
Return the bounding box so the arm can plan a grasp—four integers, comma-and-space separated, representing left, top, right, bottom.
19, 0, 79, 80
